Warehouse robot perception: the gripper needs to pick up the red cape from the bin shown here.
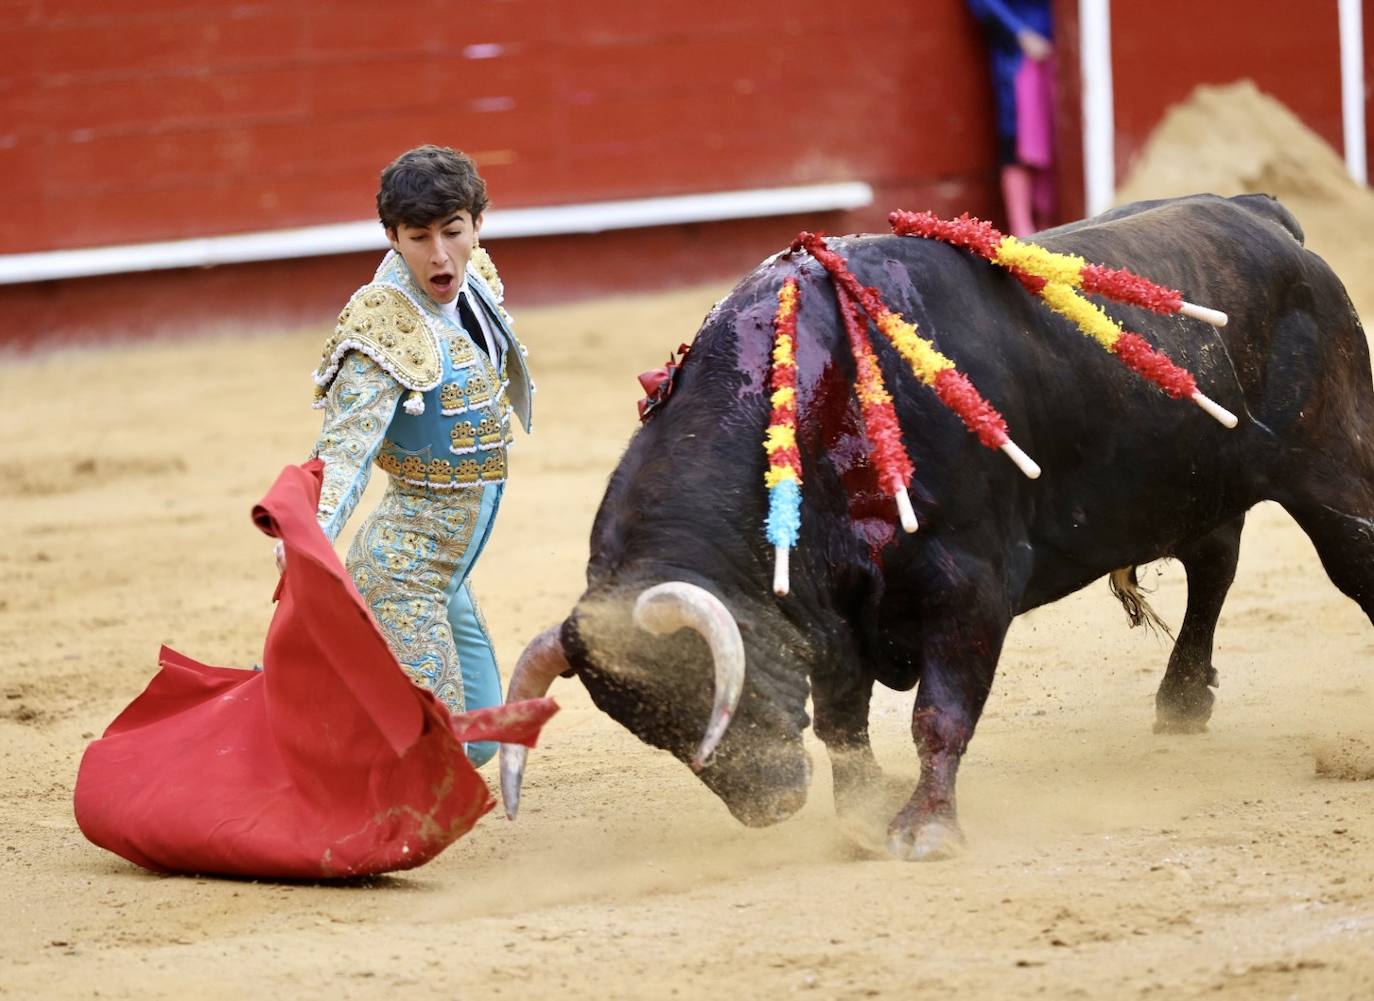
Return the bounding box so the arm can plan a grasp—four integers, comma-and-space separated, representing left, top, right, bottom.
74, 460, 556, 879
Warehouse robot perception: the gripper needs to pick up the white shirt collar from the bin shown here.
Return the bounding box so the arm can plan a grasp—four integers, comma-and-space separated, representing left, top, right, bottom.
439, 273, 505, 367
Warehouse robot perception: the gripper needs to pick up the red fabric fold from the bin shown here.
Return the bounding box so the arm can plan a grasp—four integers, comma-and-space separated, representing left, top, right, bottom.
636, 342, 692, 421
74, 460, 557, 879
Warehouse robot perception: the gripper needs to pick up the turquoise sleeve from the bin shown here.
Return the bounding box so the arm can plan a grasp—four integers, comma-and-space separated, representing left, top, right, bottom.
311, 352, 402, 542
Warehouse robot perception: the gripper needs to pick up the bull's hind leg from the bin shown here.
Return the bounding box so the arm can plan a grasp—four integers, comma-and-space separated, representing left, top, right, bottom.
1265, 309, 1374, 622
1155, 515, 1246, 734
1277, 480, 1374, 624
886, 582, 1010, 861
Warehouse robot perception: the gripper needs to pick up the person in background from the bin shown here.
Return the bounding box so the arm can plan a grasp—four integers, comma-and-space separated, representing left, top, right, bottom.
967, 0, 1056, 236
281, 144, 534, 768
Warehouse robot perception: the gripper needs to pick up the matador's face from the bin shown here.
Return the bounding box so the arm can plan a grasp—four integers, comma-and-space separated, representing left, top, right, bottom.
388, 209, 482, 305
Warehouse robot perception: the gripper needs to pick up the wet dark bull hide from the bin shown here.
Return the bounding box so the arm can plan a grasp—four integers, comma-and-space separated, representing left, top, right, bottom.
515, 194, 1374, 860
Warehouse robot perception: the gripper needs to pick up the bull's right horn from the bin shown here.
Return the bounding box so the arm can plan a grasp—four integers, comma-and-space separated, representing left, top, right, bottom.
500, 624, 570, 820
632, 582, 745, 772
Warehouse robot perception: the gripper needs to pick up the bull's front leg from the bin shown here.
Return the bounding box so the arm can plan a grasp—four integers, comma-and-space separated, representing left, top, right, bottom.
887, 600, 1009, 861
812, 670, 884, 818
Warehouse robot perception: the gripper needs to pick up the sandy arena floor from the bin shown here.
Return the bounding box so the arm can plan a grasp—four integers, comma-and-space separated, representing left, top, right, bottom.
2, 252, 1373, 999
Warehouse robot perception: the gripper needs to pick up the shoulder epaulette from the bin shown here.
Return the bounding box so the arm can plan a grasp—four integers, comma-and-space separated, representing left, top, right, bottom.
470, 245, 504, 304
312, 284, 442, 409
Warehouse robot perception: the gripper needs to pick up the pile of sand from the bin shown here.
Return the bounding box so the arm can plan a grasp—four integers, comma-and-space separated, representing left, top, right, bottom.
1116, 80, 1374, 320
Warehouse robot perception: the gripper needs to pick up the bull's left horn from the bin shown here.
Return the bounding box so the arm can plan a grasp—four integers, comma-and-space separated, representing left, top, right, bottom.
500, 625, 570, 820
632, 582, 745, 771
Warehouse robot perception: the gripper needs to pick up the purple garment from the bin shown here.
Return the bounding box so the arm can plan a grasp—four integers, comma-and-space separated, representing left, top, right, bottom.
967, 0, 1053, 163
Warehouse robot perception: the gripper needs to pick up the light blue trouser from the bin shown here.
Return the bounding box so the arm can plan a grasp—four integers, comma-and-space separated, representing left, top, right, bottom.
347, 481, 505, 768
439, 483, 504, 767
447, 579, 502, 767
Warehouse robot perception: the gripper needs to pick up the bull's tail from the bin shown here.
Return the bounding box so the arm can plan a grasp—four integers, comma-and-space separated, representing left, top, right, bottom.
1108, 566, 1176, 640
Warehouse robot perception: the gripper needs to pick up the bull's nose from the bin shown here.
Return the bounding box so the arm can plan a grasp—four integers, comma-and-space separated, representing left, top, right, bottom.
767, 785, 809, 821
731, 785, 808, 827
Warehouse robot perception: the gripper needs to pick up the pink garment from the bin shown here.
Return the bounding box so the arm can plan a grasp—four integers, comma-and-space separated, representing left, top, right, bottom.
1014, 56, 1055, 170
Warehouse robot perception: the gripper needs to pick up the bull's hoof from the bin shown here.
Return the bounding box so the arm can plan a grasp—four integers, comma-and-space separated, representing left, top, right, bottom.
1153, 693, 1214, 734
1153, 715, 1210, 735
834, 778, 911, 857
885, 820, 964, 862
1155, 668, 1217, 734
834, 771, 910, 821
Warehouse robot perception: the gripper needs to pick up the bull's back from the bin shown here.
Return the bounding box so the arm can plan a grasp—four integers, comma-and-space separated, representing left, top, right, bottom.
616, 194, 1370, 625
795, 195, 1370, 611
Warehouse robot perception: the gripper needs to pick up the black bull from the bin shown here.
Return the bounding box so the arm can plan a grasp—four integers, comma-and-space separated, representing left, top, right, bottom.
506, 193, 1374, 860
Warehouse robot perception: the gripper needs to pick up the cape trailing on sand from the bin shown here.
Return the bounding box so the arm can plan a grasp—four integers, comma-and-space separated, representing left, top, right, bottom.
73, 460, 556, 880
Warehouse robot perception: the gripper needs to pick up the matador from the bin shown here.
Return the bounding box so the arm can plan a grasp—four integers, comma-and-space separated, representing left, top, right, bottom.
302, 146, 533, 767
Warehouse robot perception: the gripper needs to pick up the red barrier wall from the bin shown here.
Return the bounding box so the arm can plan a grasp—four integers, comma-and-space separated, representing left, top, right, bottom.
3, 2, 1359, 349
2, 1, 999, 255
2, 1, 1022, 346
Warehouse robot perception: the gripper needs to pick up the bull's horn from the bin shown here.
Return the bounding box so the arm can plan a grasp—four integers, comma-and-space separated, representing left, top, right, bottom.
632, 582, 745, 772
500, 624, 569, 820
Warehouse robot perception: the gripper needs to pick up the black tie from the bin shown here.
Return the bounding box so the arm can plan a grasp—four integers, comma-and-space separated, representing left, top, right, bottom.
456, 291, 493, 362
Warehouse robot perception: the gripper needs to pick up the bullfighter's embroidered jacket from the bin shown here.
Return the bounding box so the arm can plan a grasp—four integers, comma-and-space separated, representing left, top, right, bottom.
309, 247, 534, 541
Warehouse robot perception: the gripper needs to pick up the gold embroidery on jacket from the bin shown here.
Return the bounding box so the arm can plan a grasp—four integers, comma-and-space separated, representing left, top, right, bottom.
476, 416, 503, 448
479, 452, 506, 481
450, 421, 478, 454
466, 371, 493, 408
439, 381, 466, 413
313, 284, 442, 403
447, 335, 476, 369
427, 458, 454, 486
454, 459, 481, 484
